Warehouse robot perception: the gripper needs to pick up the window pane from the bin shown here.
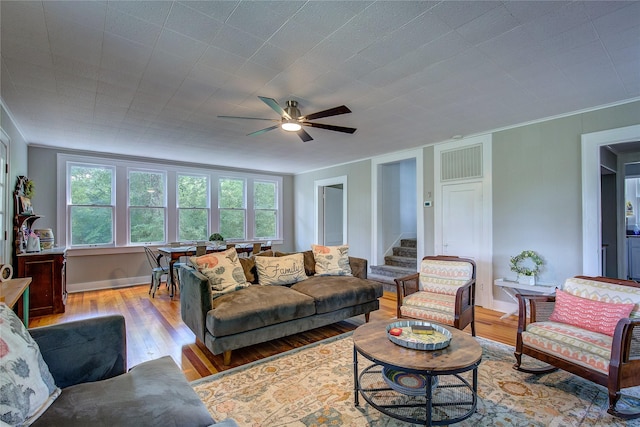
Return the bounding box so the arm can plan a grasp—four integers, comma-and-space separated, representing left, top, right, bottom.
129, 171, 165, 206
220, 210, 245, 240
254, 181, 276, 209
179, 209, 208, 241
255, 210, 276, 239
178, 175, 207, 208
219, 178, 244, 208
130, 208, 165, 243
70, 165, 112, 205
71, 206, 113, 245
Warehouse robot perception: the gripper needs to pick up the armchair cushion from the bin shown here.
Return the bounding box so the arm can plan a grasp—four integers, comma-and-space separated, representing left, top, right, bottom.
400, 292, 456, 325
549, 289, 634, 336
29, 315, 126, 388
419, 258, 474, 295
563, 277, 640, 317
0, 303, 60, 426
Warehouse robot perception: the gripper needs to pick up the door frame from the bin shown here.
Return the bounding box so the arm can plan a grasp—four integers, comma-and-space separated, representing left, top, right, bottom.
371, 149, 423, 266
582, 124, 640, 276
434, 135, 493, 308
314, 176, 348, 245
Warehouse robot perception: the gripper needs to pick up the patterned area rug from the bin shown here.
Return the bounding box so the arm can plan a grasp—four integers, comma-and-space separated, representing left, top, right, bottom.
192, 333, 640, 426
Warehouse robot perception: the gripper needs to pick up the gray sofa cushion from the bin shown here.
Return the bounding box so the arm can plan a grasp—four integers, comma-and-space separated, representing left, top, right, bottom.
291, 276, 383, 314
32, 356, 215, 427
207, 285, 316, 336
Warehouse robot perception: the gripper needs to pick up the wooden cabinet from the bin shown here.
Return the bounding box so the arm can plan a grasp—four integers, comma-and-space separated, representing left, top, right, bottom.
17, 250, 66, 317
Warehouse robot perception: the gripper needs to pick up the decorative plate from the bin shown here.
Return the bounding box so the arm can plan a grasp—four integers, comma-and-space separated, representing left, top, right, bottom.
386, 320, 452, 350
382, 366, 438, 396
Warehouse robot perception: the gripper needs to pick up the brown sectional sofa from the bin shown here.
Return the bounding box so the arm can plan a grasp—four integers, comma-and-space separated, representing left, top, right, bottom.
180, 250, 383, 364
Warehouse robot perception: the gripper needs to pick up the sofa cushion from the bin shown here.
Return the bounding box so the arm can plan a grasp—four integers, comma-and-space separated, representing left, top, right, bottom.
311, 244, 352, 276
549, 289, 634, 336
275, 250, 316, 276
522, 321, 612, 375
31, 356, 214, 427
239, 251, 274, 284
190, 248, 250, 299
207, 286, 316, 336
254, 253, 307, 286
291, 276, 382, 314
0, 303, 61, 426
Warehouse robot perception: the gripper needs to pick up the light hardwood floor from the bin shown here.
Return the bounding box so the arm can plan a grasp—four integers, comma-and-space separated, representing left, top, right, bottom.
29, 284, 519, 382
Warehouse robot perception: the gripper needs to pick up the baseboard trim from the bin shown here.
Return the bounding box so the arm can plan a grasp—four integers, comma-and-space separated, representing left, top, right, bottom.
68, 276, 150, 293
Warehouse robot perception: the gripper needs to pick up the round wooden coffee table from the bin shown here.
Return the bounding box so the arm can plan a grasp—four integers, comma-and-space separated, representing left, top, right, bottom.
353, 320, 482, 426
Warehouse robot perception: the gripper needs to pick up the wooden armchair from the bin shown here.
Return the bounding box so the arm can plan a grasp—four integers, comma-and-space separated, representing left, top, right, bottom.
394, 255, 476, 336
514, 276, 640, 419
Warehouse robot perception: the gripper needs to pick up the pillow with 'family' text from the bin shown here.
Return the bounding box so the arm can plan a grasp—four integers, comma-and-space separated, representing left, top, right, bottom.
311, 244, 352, 276
255, 253, 308, 286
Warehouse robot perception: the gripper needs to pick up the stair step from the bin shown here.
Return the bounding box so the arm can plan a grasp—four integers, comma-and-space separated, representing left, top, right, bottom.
400, 238, 417, 248
370, 264, 416, 279
393, 246, 417, 258
384, 255, 417, 269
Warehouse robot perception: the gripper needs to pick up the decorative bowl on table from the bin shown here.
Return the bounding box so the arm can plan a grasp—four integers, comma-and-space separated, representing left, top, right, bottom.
382, 367, 439, 396
386, 320, 452, 350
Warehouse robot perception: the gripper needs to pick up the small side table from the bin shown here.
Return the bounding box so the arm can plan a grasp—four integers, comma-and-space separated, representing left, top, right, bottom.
0, 277, 32, 327
494, 278, 557, 319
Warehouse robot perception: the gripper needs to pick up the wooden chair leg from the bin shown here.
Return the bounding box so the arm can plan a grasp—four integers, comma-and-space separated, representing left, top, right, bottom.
223, 350, 232, 366
364, 312, 370, 323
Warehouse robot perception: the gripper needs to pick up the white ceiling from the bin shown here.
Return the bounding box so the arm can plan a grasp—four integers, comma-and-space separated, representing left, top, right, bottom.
2, 1, 639, 174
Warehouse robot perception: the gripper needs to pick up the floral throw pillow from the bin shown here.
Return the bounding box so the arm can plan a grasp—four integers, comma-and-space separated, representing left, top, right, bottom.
311, 244, 352, 276
190, 248, 250, 299
0, 303, 61, 426
255, 253, 308, 286
549, 289, 634, 336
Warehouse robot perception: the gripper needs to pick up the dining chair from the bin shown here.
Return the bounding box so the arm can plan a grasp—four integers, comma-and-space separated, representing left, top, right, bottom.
252, 242, 262, 255
145, 246, 170, 298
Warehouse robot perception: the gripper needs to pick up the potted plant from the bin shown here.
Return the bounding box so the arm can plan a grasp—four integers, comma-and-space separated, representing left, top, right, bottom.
208, 233, 224, 246
510, 250, 543, 285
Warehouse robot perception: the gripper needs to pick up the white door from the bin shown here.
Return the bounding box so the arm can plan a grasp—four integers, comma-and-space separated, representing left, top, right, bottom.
323, 185, 343, 245
441, 182, 488, 306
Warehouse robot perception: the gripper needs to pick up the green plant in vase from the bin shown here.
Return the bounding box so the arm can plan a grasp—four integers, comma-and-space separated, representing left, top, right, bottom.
208, 233, 224, 246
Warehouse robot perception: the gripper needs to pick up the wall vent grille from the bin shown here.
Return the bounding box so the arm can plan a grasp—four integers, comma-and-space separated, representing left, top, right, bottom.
441, 144, 483, 181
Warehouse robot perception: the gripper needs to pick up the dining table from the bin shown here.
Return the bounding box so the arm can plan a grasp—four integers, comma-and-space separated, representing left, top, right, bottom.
157, 243, 271, 298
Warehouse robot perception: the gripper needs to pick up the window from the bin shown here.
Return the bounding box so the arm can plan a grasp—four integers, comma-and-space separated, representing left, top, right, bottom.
177, 174, 209, 241
59, 154, 284, 248
128, 169, 166, 244
254, 180, 278, 239
219, 177, 245, 240
68, 163, 115, 246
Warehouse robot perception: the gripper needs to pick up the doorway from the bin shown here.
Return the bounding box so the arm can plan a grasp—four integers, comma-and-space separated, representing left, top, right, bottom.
582, 124, 640, 276
315, 176, 347, 246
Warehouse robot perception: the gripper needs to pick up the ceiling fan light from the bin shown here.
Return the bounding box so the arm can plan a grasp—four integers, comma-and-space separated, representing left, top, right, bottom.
281, 121, 301, 132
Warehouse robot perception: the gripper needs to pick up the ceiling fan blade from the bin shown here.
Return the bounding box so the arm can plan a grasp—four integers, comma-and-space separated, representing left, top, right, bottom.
302, 105, 351, 121
247, 125, 280, 136
296, 128, 313, 142
218, 115, 279, 122
258, 96, 291, 120
301, 122, 357, 134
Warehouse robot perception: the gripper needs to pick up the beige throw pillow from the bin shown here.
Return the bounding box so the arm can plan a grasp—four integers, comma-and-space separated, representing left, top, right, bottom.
190, 248, 250, 299
254, 253, 308, 286
311, 244, 352, 276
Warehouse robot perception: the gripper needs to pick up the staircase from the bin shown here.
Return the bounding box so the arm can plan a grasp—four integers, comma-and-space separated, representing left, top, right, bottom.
369, 238, 417, 293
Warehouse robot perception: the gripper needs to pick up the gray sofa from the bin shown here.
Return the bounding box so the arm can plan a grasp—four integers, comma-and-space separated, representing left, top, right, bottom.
180, 251, 383, 364
29, 315, 237, 427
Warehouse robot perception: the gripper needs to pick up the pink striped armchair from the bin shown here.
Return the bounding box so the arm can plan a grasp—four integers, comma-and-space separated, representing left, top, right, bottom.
394, 255, 476, 336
